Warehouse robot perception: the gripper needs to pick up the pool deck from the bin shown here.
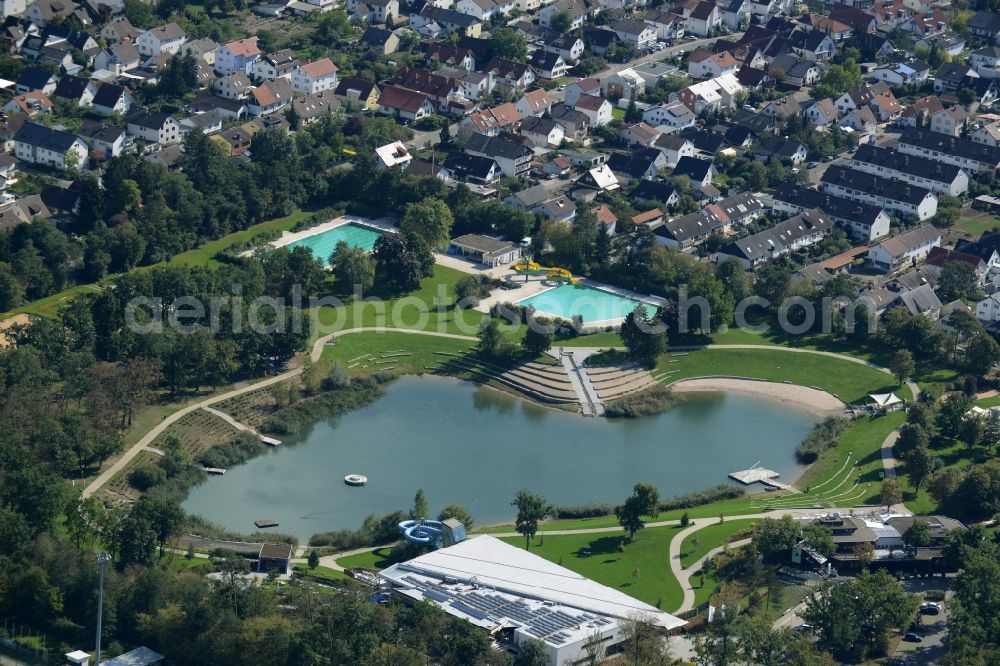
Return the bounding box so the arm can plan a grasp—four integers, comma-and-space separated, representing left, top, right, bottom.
268, 215, 396, 250
475, 272, 666, 331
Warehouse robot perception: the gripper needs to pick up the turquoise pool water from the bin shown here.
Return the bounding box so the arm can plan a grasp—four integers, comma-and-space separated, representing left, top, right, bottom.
285, 222, 384, 263
517, 283, 655, 323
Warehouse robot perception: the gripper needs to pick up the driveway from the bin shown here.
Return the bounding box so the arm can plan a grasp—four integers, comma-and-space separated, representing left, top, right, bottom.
890, 580, 952, 665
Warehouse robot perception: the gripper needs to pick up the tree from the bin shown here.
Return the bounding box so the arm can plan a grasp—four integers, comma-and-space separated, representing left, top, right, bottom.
890, 349, 915, 386
440, 121, 452, 146
513, 639, 548, 666
308, 549, 320, 569
488, 27, 528, 62
373, 232, 423, 292
624, 89, 642, 123
437, 504, 475, 531
329, 240, 375, 293
512, 489, 551, 549
881, 477, 902, 509
903, 444, 936, 492
620, 615, 672, 666
984, 411, 1000, 450
400, 197, 454, 249
620, 304, 666, 365
938, 260, 978, 301
967, 332, 1000, 372
752, 515, 802, 561
615, 483, 661, 540
959, 416, 985, 449
804, 570, 917, 661
802, 523, 835, 558
411, 488, 429, 520
903, 519, 933, 548
477, 318, 503, 357
549, 10, 572, 33
522, 319, 553, 356
737, 615, 794, 666
895, 422, 929, 459
937, 393, 976, 439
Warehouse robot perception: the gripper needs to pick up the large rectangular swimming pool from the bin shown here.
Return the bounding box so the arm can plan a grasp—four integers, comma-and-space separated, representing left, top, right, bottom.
517, 283, 655, 323
285, 222, 384, 263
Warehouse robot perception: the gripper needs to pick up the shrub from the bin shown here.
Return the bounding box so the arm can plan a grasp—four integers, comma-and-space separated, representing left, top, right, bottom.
605, 384, 678, 418
326, 362, 349, 389
795, 416, 849, 463
264, 376, 385, 434
553, 504, 616, 519
128, 464, 167, 491
658, 485, 744, 512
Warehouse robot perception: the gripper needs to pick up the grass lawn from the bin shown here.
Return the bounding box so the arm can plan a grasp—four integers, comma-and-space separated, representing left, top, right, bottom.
336, 547, 395, 570
611, 107, 626, 120
320, 330, 475, 375
657, 348, 909, 404
977, 394, 1000, 408
956, 211, 1000, 237
896, 436, 982, 515
164, 209, 311, 268
293, 563, 350, 581
500, 526, 686, 611
795, 412, 904, 502
679, 519, 758, 569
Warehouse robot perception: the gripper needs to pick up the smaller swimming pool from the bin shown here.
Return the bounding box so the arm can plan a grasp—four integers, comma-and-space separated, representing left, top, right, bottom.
517, 283, 655, 323
285, 222, 384, 263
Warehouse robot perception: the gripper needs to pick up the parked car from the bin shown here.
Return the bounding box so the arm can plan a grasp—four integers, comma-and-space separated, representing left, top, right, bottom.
806, 161, 818, 168
903, 632, 923, 642
920, 602, 941, 615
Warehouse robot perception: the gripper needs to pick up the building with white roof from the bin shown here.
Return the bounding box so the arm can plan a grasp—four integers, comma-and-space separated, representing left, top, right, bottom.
374, 140, 412, 170
380, 535, 684, 666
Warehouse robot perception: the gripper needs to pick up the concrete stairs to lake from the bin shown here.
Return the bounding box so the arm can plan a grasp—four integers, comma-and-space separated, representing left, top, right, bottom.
585, 365, 658, 401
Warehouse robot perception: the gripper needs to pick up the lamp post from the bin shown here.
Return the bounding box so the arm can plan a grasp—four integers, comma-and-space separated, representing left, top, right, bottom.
95, 551, 111, 665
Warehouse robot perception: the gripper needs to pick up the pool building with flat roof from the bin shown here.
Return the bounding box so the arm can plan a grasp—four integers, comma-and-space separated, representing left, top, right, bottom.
380, 535, 684, 665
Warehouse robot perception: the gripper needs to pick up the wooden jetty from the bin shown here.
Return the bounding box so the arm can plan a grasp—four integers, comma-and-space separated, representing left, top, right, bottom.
730, 465, 800, 493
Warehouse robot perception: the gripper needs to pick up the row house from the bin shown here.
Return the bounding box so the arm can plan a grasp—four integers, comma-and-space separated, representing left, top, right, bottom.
820, 165, 938, 221
850, 144, 968, 197
720, 209, 834, 268
654, 210, 724, 250
897, 127, 1000, 174
771, 183, 891, 241
14, 122, 87, 169
867, 224, 941, 273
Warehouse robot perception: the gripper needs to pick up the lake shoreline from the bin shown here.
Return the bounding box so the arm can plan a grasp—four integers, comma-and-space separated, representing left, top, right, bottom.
670, 378, 845, 417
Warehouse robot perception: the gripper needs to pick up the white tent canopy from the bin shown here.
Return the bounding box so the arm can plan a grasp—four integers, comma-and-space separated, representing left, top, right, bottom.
869, 392, 903, 408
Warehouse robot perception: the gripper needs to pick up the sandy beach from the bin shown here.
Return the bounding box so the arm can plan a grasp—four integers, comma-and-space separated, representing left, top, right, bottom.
671, 378, 845, 416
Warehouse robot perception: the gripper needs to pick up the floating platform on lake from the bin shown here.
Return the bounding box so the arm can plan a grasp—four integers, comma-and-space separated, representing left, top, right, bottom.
730, 467, 799, 493
344, 474, 368, 486
260, 436, 281, 446
255, 519, 279, 528
202, 467, 226, 475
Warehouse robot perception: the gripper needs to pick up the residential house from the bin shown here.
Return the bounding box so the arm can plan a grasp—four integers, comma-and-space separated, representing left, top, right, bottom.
94, 42, 141, 73
632, 179, 679, 208
25, 0, 75, 27
463, 103, 520, 135
821, 165, 938, 220
182, 37, 220, 65
968, 10, 1000, 45
619, 122, 661, 148
348, 0, 398, 22
872, 59, 931, 86
544, 34, 585, 61
528, 51, 568, 80
971, 46, 1000, 78
455, 0, 509, 20
334, 77, 380, 111
929, 106, 968, 137
644, 100, 697, 132
551, 104, 590, 140
101, 17, 139, 45
83, 124, 125, 159
2, 92, 52, 117
91, 83, 132, 116
973, 121, 1000, 146
674, 0, 723, 37
136, 23, 185, 57
540, 0, 587, 30
870, 88, 902, 122
977, 293, 1000, 322
798, 13, 853, 40
211, 127, 252, 156
763, 91, 809, 121
520, 116, 564, 147
805, 98, 838, 127
374, 140, 412, 169
14, 122, 87, 169
675, 73, 742, 113
687, 49, 739, 79
578, 164, 619, 192
867, 223, 941, 272
834, 83, 876, 115
52, 75, 96, 107
248, 79, 292, 116
582, 27, 620, 56
841, 106, 878, 135
214, 73, 253, 100
515, 89, 552, 118
423, 44, 476, 71
897, 127, 1000, 174
392, 68, 461, 111
607, 147, 667, 180
751, 135, 807, 164
767, 53, 820, 87
644, 10, 685, 40
899, 95, 944, 127
255, 49, 298, 82
788, 29, 836, 60
719, 0, 751, 29
772, 183, 891, 240
411, 6, 482, 38
563, 78, 601, 106
672, 155, 715, 187
933, 62, 976, 93
655, 211, 724, 250
15, 67, 57, 95
215, 37, 261, 76
573, 94, 613, 126
189, 94, 247, 120
719, 209, 834, 268
614, 19, 657, 49
443, 153, 499, 183
914, 32, 964, 56
464, 133, 532, 177
654, 133, 696, 167
288, 91, 340, 124
485, 58, 534, 92
601, 68, 646, 100
125, 108, 180, 145
292, 58, 338, 95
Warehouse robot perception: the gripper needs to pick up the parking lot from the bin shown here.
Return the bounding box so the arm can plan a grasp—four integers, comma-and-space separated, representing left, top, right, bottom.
890, 579, 953, 665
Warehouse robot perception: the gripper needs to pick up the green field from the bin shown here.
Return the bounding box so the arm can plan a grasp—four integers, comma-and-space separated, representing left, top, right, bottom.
957, 212, 1000, 237
320, 331, 475, 375
293, 563, 350, 582
977, 394, 1000, 409
336, 547, 395, 571
658, 348, 909, 404
500, 527, 686, 611
679, 519, 758, 569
